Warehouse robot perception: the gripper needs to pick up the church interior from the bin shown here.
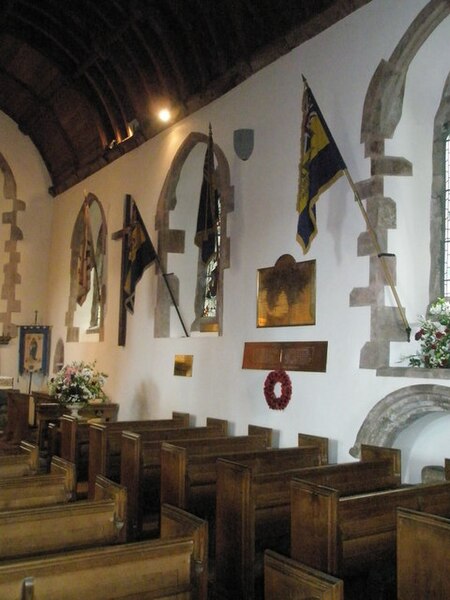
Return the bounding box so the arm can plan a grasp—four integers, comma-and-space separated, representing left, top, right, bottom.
0, 0, 449, 598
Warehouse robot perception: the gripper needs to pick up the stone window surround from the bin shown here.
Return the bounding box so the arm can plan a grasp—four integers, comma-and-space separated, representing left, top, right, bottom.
0, 152, 24, 340
154, 131, 234, 338
350, 0, 450, 377
65, 193, 107, 343
350, 1, 450, 456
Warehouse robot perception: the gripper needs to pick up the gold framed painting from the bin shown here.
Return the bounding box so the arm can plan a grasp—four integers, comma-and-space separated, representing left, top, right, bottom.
257, 255, 316, 328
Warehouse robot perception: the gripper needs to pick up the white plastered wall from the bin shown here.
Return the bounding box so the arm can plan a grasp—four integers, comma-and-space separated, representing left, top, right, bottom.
1, 0, 449, 480
0, 112, 52, 385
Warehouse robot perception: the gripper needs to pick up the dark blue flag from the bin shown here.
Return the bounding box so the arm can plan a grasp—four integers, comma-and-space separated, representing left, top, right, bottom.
124, 200, 157, 313
297, 82, 346, 253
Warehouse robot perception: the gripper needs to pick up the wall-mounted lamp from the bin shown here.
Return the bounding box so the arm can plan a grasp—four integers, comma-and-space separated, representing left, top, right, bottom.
158, 108, 172, 123
233, 129, 254, 161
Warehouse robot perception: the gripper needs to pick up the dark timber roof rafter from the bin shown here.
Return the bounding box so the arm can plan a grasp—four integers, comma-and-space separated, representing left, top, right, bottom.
0, 0, 371, 195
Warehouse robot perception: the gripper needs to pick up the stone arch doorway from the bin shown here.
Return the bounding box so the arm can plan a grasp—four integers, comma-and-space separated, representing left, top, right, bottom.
350, 383, 450, 458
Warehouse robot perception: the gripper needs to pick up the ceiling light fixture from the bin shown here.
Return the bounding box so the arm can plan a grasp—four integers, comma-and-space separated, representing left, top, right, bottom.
158, 108, 171, 123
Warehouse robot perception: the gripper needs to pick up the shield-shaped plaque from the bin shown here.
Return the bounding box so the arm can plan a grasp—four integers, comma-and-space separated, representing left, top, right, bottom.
233, 129, 254, 161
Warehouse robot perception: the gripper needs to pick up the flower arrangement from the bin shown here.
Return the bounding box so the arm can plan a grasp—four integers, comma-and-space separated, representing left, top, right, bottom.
407, 298, 450, 368
48, 360, 108, 405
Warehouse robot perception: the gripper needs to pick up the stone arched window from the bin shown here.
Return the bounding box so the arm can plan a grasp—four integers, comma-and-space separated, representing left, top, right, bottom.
0, 151, 25, 340
352, 0, 450, 375
154, 131, 233, 338
65, 193, 107, 342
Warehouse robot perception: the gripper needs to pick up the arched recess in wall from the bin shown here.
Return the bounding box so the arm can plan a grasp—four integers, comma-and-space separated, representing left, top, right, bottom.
154, 131, 234, 337
350, 384, 450, 457
0, 151, 25, 339
65, 193, 107, 343
351, 0, 450, 370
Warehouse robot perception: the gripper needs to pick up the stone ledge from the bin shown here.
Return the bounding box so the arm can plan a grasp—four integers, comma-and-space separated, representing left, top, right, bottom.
376, 366, 450, 379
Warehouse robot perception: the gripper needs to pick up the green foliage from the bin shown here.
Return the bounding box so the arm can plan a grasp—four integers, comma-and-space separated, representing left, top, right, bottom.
408, 298, 450, 368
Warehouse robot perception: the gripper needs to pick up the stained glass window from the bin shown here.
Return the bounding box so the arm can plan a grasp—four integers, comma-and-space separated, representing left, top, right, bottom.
444, 132, 450, 297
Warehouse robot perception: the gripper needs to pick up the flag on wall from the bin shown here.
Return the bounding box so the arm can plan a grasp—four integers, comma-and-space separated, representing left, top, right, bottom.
195, 123, 219, 264
124, 200, 157, 313
76, 200, 95, 306
297, 79, 347, 253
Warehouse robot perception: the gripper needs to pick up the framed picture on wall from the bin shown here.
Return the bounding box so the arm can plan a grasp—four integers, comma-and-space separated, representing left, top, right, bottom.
257, 255, 316, 328
18, 325, 51, 375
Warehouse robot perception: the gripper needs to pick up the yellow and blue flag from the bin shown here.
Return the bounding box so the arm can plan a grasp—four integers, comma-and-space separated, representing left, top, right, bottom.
124, 200, 157, 313
297, 81, 346, 253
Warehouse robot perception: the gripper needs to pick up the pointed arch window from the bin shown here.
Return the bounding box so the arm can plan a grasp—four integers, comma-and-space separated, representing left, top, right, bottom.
443, 128, 450, 297
193, 126, 221, 331
66, 194, 107, 342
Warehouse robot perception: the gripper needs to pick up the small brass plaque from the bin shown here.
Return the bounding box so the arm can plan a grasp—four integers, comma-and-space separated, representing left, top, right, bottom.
174, 355, 193, 377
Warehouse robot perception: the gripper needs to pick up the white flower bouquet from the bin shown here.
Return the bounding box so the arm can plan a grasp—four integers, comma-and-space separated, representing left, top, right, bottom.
48, 360, 108, 405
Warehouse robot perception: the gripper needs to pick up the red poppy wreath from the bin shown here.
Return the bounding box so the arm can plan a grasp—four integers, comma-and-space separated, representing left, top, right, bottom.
263, 369, 292, 410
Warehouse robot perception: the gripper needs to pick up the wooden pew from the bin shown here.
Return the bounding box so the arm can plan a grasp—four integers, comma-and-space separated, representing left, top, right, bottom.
214, 444, 400, 599
290, 478, 450, 587
50, 411, 189, 487
264, 550, 344, 600
87, 411, 202, 497
89, 416, 228, 500
0, 441, 39, 478
161, 503, 209, 600
0, 456, 76, 510
0, 504, 207, 600
2, 391, 31, 444
121, 425, 271, 540
160, 433, 328, 525
0, 474, 127, 560
397, 507, 450, 600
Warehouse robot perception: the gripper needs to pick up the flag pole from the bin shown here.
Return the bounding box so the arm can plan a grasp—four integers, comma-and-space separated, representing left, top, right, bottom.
344, 168, 411, 342
301, 76, 411, 342
154, 255, 190, 338
112, 195, 189, 341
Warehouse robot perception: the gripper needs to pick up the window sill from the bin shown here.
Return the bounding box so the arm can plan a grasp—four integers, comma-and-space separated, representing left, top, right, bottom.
377, 366, 450, 379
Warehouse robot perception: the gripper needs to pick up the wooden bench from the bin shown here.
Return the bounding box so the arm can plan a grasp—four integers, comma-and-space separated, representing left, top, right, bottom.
121, 425, 272, 540
160, 433, 327, 528
89, 416, 228, 499
2, 391, 32, 444
214, 444, 400, 599
0, 456, 76, 510
264, 550, 344, 600
0, 474, 127, 560
49, 411, 189, 487
397, 506, 450, 600
160, 503, 209, 600
0, 503, 207, 600
290, 478, 450, 588
87, 411, 203, 498
0, 441, 39, 478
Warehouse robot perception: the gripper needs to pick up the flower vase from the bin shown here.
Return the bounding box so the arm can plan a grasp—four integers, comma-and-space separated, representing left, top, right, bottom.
69, 402, 85, 419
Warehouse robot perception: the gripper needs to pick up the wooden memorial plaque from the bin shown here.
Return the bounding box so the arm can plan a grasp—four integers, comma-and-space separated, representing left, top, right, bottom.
242, 341, 327, 372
